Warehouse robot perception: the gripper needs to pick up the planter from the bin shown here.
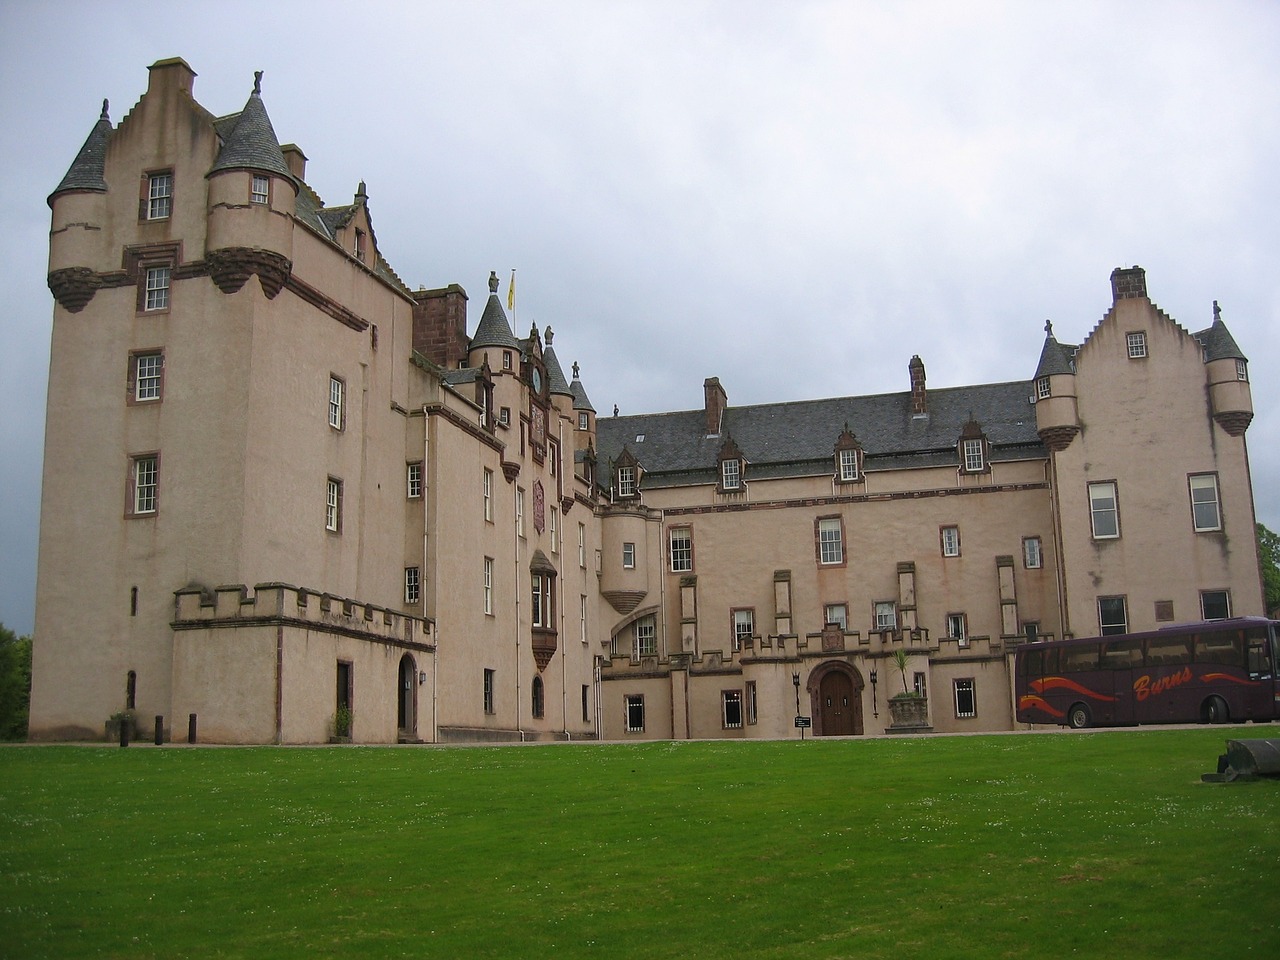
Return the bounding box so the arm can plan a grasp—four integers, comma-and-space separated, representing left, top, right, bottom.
886, 695, 931, 732
105, 713, 138, 743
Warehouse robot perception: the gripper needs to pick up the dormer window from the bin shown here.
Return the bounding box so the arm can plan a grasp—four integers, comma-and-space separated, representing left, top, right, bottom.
962, 439, 984, 472
616, 465, 636, 498
833, 424, 863, 484
958, 417, 989, 474
1036, 377, 1051, 400
1126, 331, 1147, 359
721, 458, 740, 490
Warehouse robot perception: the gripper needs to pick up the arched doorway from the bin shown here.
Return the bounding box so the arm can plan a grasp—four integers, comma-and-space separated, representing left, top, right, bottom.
808, 662, 866, 737
398, 654, 417, 740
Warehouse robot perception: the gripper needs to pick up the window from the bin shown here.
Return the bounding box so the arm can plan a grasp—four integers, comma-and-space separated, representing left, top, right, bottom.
328, 375, 344, 430
483, 557, 494, 615
940, 525, 960, 557
1236, 359, 1248, 382
406, 461, 422, 499
625, 694, 645, 733
817, 517, 843, 565
326, 477, 343, 532
578, 523, 586, 568
531, 572, 554, 629
617, 465, 636, 498
825, 603, 848, 630
502, 351, 512, 371
1189, 474, 1221, 532
1201, 590, 1231, 620
498, 406, 510, 427
746, 681, 758, 725
669, 527, 693, 573
582, 684, 591, 722
579, 412, 589, 430
251, 174, 269, 204
353, 228, 366, 262
143, 265, 170, 311
516, 488, 525, 537
733, 609, 754, 651
914, 672, 927, 698
721, 458, 741, 491
954, 679, 976, 718
146, 171, 172, 220
1036, 376, 1051, 400
531, 676, 544, 719
947, 613, 967, 645
1023, 536, 1042, 569
131, 455, 158, 514
580, 595, 588, 644
1126, 331, 1147, 359
634, 615, 656, 657
131, 351, 163, 402
875, 601, 897, 631
404, 567, 420, 605
962, 438, 984, 472
622, 542, 636, 569
1098, 596, 1128, 635
483, 668, 495, 714
550, 507, 559, 553
1088, 481, 1119, 539
838, 448, 859, 482
722, 690, 743, 729
483, 469, 493, 522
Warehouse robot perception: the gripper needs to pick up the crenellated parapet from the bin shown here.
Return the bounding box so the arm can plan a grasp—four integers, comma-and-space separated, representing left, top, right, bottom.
173, 582, 433, 650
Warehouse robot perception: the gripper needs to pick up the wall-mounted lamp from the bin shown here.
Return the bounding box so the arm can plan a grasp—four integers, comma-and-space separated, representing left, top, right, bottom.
419, 671, 428, 686
870, 668, 879, 718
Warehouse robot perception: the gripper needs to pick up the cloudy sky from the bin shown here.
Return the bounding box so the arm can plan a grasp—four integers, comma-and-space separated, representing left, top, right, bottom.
2, 1, 1278, 635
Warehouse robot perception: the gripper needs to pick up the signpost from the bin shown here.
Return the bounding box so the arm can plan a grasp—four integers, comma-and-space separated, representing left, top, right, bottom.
795, 715, 811, 739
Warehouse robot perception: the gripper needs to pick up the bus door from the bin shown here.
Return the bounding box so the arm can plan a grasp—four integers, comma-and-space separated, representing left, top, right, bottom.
1243, 627, 1275, 721
1100, 639, 1142, 724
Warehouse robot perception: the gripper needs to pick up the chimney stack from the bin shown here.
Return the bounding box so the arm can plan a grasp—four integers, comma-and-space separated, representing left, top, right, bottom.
704, 377, 727, 436
909, 356, 927, 417
1110, 266, 1147, 302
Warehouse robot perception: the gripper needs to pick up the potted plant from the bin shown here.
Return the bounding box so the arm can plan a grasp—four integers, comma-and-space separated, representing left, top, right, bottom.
105, 710, 138, 743
330, 704, 353, 743
886, 649, 929, 729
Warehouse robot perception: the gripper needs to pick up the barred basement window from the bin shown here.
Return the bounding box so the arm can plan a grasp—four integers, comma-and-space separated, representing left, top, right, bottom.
625, 694, 645, 733
722, 690, 743, 729
954, 678, 976, 718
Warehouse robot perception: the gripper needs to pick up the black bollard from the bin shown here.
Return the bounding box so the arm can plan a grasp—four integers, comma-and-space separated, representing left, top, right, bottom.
188, 713, 197, 744
154, 715, 164, 746
119, 716, 130, 748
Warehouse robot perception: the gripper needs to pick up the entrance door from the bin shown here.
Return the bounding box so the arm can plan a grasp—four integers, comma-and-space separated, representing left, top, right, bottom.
398, 655, 416, 738
820, 670, 856, 736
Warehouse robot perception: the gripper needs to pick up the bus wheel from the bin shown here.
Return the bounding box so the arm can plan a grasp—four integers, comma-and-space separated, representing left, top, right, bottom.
1204, 696, 1230, 724
1067, 703, 1091, 729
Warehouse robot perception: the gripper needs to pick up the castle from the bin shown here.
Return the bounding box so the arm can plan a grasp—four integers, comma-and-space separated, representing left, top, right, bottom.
30, 59, 1265, 742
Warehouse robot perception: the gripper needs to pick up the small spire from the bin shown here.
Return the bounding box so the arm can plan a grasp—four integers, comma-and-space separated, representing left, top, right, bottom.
355, 180, 367, 201
253, 70, 263, 96
1044, 319, 1053, 336
1213, 300, 1221, 321
100, 98, 109, 120
488, 271, 499, 294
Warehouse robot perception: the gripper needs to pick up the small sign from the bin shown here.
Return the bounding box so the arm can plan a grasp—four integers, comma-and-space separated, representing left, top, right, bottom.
794, 716, 812, 728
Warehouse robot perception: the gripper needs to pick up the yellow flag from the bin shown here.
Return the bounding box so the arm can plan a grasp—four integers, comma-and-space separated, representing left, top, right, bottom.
507, 270, 516, 311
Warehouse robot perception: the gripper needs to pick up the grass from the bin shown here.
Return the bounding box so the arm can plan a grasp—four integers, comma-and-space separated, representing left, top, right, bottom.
0, 727, 1277, 959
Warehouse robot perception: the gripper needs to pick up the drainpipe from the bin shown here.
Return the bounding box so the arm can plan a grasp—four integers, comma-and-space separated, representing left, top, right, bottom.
559, 417, 569, 741
515, 482, 524, 742
423, 405, 438, 743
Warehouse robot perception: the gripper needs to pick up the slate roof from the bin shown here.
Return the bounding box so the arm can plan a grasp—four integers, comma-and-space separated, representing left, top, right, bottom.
596, 380, 1045, 487
49, 100, 113, 203
1194, 318, 1247, 362
1032, 329, 1078, 379
210, 76, 293, 179
543, 342, 573, 397
570, 376, 595, 413
470, 274, 520, 352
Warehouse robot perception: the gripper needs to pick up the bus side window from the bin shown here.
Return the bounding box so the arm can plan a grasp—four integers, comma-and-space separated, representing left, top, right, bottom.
1145, 636, 1192, 667
1061, 644, 1099, 673
1197, 631, 1244, 666
1247, 641, 1270, 679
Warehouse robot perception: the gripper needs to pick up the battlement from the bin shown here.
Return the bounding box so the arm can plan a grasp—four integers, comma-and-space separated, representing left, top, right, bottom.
173, 582, 433, 649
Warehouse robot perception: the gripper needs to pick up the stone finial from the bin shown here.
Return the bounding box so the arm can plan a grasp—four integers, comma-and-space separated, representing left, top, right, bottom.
1044, 319, 1053, 336
488, 271, 499, 294
544, 326, 554, 345
253, 70, 263, 95
100, 98, 109, 120
572, 361, 580, 379
1213, 300, 1221, 321
613, 404, 619, 417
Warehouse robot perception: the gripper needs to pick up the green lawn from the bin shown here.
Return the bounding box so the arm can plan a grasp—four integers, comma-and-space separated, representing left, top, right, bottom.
1, 728, 1276, 959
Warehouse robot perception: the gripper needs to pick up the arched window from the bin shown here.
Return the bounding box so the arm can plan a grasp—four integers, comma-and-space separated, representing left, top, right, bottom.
531, 675, 545, 719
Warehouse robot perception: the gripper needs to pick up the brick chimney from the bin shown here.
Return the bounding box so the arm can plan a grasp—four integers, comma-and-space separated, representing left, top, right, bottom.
146, 57, 196, 97
909, 356, 927, 417
1110, 266, 1147, 302
412, 284, 470, 368
704, 377, 727, 436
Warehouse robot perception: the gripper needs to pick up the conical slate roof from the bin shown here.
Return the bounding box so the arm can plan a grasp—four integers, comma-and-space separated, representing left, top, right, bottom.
49, 100, 113, 205
570, 365, 595, 413
1194, 311, 1246, 362
210, 72, 292, 179
1032, 322, 1077, 379
542, 328, 573, 397
470, 272, 520, 351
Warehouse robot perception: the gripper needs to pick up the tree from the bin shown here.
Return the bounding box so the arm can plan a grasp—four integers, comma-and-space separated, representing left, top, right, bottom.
1259, 523, 1280, 615
0, 622, 33, 741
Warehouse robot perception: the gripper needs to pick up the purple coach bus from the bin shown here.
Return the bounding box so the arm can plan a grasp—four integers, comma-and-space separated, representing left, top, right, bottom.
1015, 617, 1280, 729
